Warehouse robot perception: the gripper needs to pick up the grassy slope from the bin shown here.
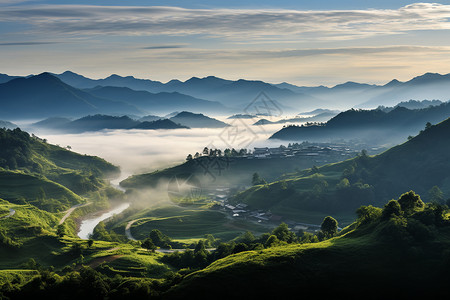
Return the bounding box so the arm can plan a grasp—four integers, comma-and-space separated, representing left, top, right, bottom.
0, 171, 84, 212
108, 202, 270, 243
166, 215, 450, 298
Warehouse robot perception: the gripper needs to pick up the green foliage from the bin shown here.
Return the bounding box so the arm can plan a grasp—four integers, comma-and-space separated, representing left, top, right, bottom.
320, 216, 338, 238
398, 190, 425, 215
381, 200, 402, 220
271, 223, 296, 243
0, 228, 22, 248
356, 205, 382, 225
141, 238, 157, 252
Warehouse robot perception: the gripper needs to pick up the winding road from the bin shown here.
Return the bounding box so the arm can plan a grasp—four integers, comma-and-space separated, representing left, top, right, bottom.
0, 208, 15, 220
59, 202, 92, 225
125, 219, 139, 241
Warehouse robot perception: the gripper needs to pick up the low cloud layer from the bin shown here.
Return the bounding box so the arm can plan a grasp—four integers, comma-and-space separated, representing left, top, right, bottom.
21, 118, 285, 179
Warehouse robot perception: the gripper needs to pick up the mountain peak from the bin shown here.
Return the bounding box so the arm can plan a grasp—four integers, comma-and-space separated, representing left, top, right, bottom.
30, 72, 64, 84
332, 81, 375, 89
406, 72, 450, 85
384, 79, 402, 87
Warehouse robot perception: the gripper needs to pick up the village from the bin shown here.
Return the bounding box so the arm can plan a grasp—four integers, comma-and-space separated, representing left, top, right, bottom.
191, 141, 384, 164
206, 186, 323, 233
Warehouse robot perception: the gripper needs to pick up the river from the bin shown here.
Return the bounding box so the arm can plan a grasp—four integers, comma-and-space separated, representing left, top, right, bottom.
77, 202, 130, 239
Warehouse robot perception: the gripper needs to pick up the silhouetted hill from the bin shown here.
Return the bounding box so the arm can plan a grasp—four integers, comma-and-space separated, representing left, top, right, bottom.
0, 73, 20, 84
61, 115, 140, 133
0, 73, 142, 119
270, 103, 450, 145
0, 120, 18, 129
138, 115, 163, 122
31, 115, 193, 132
55, 70, 165, 91
169, 111, 229, 128
358, 73, 450, 108
380, 100, 444, 112
32, 117, 72, 130
254, 112, 337, 126
84, 86, 228, 115
131, 119, 189, 130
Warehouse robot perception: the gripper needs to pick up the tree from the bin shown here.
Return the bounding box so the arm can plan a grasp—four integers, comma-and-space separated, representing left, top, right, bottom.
194, 240, 206, 254
381, 200, 402, 220
398, 190, 425, 215
357, 205, 382, 224
320, 216, 338, 238
149, 229, 165, 246
186, 154, 193, 161
141, 238, 156, 252
265, 235, 280, 247
272, 223, 296, 243
336, 178, 350, 189
87, 239, 94, 248
252, 172, 266, 185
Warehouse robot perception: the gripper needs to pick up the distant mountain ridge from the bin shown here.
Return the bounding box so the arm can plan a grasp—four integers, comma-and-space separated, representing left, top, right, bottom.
0, 73, 143, 119
169, 111, 229, 128
54, 70, 450, 111
31, 112, 228, 133
270, 101, 450, 145
3, 71, 450, 117
85, 85, 227, 115
31, 114, 189, 133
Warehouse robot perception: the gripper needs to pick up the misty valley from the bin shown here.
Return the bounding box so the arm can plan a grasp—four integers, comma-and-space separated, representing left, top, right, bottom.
2, 69, 450, 299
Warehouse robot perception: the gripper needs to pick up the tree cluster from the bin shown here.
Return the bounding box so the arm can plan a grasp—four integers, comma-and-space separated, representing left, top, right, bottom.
186, 147, 251, 161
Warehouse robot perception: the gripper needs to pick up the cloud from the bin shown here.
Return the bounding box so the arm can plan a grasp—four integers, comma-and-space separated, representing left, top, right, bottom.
142, 45, 187, 50
1, 3, 450, 41
0, 41, 58, 46
130, 45, 450, 61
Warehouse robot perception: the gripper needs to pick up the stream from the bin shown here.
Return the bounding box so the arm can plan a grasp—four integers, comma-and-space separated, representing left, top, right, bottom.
77, 202, 130, 239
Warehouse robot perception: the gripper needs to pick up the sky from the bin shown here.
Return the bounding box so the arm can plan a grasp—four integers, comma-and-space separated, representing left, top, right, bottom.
2, 1, 450, 86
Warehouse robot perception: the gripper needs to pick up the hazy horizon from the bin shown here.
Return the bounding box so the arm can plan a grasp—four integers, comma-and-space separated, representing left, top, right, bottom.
2, 1, 450, 86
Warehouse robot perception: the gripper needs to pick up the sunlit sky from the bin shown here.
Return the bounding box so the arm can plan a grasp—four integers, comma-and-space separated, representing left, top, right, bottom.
2, 1, 450, 86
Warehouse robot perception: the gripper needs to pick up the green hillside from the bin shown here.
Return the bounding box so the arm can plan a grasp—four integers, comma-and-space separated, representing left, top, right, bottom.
232, 117, 450, 225
165, 191, 450, 298
0, 127, 120, 211
0, 171, 83, 212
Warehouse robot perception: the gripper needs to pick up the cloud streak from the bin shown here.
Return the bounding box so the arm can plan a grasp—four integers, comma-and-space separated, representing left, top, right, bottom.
0, 41, 58, 46
1, 3, 450, 41
142, 45, 187, 50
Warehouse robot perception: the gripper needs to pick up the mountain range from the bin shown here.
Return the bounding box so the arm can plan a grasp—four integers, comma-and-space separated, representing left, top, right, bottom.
30, 111, 228, 133
2, 71, 450, 120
